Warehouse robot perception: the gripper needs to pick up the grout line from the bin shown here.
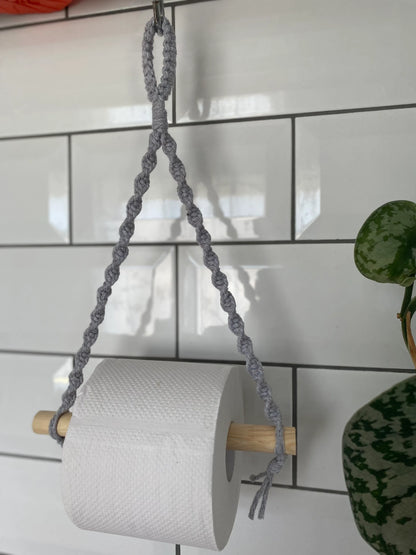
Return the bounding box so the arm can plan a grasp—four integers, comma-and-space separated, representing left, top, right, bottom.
175, 102, 416, 123
290, 118, 296, 241
3, 103, 416, 142
280, 484, 349, 496
174, 245, 180, 359
0, 348, 413, 374
0, 452, 61, 464
0, 239, 357, 249
67, 135, 73, 245
0, 16, 65, 32
242, 480, 348, 496
66, 4, 152, 20
172, 0, 217, 5
0, 126, 149, 142
291, 367, 297, 487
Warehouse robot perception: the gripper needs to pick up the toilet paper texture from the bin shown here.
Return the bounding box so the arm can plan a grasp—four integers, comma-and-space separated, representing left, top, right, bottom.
61, 359, 243, 550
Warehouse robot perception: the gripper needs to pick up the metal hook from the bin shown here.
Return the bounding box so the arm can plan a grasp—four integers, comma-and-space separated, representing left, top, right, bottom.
153, 0, 165, 30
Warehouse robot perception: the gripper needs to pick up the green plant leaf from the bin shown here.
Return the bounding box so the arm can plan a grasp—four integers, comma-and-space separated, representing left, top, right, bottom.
354, 200, 416, 287
343, 376, 416, 555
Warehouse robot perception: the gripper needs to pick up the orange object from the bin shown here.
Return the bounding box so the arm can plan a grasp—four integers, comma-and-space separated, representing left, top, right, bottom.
0, 0, 73, 14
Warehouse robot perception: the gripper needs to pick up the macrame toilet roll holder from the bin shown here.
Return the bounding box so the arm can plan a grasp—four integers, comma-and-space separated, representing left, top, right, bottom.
41, 14, 291, 520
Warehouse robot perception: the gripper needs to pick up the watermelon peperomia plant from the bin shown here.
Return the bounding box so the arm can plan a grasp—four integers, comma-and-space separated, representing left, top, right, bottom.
342, 200, 416, 555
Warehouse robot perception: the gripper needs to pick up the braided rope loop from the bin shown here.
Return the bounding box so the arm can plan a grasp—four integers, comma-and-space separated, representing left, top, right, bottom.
51, 16, 286, 520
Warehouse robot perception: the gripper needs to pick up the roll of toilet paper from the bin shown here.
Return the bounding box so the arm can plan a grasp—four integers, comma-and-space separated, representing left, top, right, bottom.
61, 359, 243, 551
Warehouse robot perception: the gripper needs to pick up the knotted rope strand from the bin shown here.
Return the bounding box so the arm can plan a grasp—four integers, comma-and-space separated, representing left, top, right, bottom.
50, 16, 286, 520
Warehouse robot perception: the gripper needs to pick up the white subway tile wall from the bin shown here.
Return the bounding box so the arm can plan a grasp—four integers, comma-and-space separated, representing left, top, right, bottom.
296, 109, 416, 239
0, 1, 413, 554
182, 486, 376, 555
178, 244, 413, 369
0, 9, 172, 136
0, 137, 69, 244
0, 246, 175, 356
296, 369, 408, 492
175, 0, 416, 122
72, 120, 291, 243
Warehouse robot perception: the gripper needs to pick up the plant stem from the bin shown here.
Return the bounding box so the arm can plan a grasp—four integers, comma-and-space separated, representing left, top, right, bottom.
405, 312, 416, 369
399, 283, 416, 369
399, 284, 414, 347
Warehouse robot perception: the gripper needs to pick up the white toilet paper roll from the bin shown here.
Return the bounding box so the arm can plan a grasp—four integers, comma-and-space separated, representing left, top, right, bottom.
61, 359, 243, 550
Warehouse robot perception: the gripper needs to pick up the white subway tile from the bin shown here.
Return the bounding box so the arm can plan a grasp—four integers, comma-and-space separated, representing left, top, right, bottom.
0, 246, 175, 356
0, 9, 171, 137
182, 485, 375, 555
0, 137, 69, 244
240, 365, 292, 485
0, 10, 65, 28
175, 0, 416, 123
297, 368, 409, 491
69, 0, 151, 17
0, 353, 69, 459
72, 120, 291, 243
178, 244, 413, 369
0, 457, 173, 554
0, 354, 102, 460
296, 109, 416, 239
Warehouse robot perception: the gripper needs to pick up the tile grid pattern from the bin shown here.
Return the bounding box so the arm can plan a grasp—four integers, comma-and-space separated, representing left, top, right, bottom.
0, 1, 414, 554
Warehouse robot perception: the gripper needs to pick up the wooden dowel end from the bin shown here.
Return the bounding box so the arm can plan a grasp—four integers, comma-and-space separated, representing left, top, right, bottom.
33, 411, 296, 455
32, 410, 71, 437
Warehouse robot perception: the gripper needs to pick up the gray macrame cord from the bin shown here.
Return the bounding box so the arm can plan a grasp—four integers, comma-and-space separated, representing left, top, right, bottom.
49, 16, 287, 520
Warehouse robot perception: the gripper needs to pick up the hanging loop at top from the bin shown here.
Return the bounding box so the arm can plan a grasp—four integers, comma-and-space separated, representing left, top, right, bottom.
142, 16, 176, 103
152, 0, 165, 33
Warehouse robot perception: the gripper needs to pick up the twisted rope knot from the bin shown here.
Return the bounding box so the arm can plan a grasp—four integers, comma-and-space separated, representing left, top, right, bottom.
187, 206, 203, 227
96, 284, 111, 304
120, 220, 135, 239
212, 270, 228, 289
238, 335, 253, 355
204, 250, 219, 270
69, 373, 83, 389
83, 327, 98, 343
152, 98, 168, 133
113, 245, 129, 264
75, 351, 89, 367
229, 314, 244, 335
220, 291, 236, 312
171, 158, 186, 180
177, 184, 193, 204
91, 308, 105, 325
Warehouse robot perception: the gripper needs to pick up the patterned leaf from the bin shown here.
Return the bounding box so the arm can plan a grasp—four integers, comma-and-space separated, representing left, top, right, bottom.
354, 200, 416, 287
343, 376, 416, 555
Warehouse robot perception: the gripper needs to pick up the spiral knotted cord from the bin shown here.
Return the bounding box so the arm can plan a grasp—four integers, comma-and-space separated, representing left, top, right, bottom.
50, 16, 286, 520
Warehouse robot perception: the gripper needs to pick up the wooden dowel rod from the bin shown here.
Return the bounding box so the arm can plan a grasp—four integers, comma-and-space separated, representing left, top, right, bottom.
33, 411, 296, 456
227, 423, 296, 456
33, 410, 72, 438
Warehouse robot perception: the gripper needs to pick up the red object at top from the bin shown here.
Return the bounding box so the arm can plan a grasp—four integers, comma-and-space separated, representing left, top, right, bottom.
0, 0, 74, 14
